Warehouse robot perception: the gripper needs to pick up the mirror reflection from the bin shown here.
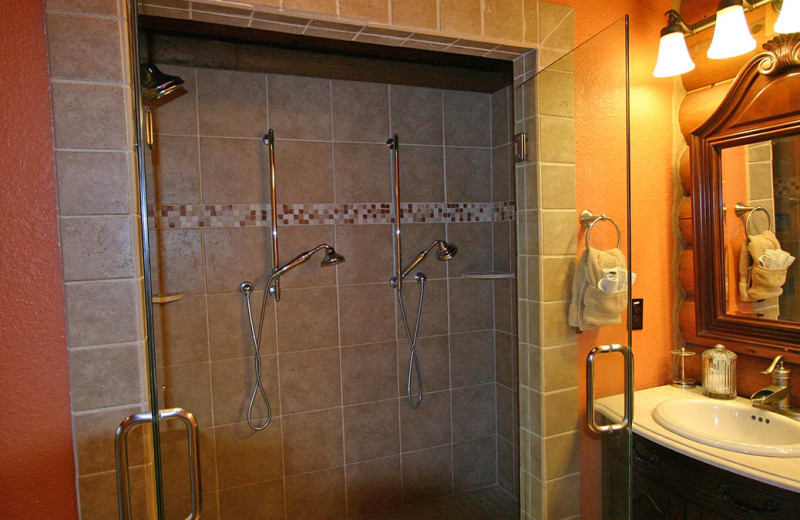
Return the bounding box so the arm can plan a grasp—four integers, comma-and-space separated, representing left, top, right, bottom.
722, 136, 800, 322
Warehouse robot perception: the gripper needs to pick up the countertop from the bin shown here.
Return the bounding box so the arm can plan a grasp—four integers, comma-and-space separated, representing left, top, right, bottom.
595, 385, 800, 494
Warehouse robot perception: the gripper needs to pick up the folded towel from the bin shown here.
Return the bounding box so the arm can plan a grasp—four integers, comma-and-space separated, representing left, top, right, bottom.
568, 247, 630, 330
738, 231, 793, 301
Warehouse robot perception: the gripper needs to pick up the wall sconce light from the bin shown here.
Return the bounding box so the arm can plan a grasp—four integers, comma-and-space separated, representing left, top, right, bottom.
653, 0, 795, 77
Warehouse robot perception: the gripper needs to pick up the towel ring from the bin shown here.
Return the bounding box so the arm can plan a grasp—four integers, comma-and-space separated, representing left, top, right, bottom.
580, 210, 621, 250
734, 202, 773, 237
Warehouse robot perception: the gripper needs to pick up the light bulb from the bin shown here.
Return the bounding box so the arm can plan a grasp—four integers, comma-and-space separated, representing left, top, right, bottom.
775, 0, 800, 34
653, 30, 696, 77
707, 3, 757, 59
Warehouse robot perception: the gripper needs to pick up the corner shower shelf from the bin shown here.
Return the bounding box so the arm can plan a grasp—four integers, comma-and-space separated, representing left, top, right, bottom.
463, 272, 516, 279
152, 293, 186, 304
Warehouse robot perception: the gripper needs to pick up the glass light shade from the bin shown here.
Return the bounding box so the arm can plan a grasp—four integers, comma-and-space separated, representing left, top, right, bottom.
653, 31, 696, 77
775, 0, 800, 33
707, 4, 757, 59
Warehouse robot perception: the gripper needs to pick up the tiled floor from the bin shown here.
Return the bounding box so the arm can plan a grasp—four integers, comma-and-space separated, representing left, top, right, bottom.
357, 485, 520, 520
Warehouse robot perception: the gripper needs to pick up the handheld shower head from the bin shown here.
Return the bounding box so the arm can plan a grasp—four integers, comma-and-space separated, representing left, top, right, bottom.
435, 241, 458, 261
398, 239, 458, 281
321, 247, 345, 267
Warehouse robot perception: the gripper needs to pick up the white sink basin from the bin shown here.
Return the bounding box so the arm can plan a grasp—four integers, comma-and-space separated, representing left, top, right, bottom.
652, 398, 800, 457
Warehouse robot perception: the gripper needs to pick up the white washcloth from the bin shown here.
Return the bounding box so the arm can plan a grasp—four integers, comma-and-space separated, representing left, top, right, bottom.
760, 248, 795, 270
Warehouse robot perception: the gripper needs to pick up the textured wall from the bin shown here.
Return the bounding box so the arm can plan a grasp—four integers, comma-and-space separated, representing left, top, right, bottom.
0, 1, 78, 518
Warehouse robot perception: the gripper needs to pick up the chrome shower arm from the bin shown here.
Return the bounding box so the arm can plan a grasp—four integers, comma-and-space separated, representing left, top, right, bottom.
268, 243, 338, 300
400, 240, 440, 280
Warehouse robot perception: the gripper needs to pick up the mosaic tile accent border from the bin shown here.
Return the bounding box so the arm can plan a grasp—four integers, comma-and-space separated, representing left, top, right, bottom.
149, 202, 515, 229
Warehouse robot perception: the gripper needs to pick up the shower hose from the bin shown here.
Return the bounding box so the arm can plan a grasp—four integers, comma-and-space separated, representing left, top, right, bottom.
240, 281, 272, 431
397, 273, 426, 409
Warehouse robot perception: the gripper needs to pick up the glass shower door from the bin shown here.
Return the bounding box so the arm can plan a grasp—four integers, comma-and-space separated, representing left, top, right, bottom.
515, 16, 632, 520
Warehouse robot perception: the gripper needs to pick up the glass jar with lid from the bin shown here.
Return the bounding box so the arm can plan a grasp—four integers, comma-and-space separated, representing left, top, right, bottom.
702, 344, 737, 399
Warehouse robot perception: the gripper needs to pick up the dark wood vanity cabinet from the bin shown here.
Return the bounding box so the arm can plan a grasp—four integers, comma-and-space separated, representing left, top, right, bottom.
603, 433, 800, 520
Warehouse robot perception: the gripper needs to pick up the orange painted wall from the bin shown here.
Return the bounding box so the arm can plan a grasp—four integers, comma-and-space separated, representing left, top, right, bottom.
548, 0, 676, 517
0, 1, 79, 519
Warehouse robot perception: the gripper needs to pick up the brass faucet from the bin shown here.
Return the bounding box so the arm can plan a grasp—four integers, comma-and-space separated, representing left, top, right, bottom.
750, 355, 800, 420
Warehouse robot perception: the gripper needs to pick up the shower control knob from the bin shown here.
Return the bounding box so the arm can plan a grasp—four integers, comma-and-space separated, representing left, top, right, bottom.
240, 281, 254, 294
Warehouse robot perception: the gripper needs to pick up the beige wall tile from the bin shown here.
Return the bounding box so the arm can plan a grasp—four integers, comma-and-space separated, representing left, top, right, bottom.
215, 419, 283, 488
279, 347, 342, 413
153, 229, 205, 295
51, 83, 127, 150
342, 341, 398, 404
444, 147, 492, 202
445, 222, 493, 275
484, 0, 523, 41
541, 10, 574, 51
331, 80, 389, 142
397, 335, 450, 393
154, 296, 209, 366
537, 69, 574, 118
493, 145, 513, 202
392, 0, 437, 29
344, 400, 400, 462
440, 0, 481, 35
340, 0, 389, 22
338, 284, 395, 346
210, 355, 279, 426
159, 427, 218, 503
268, 74, 331, 140
520, 428, 542, 478
396, 279, 448, 338
65, 281, 140, 346
526, 343, 541, 391
285, 467, 347, 518
401, 445, 453, 503
197, 68, 267, 139
275, 140, 334, 203
334, 143, 393, 202
69, 343, 143, 411
399, 390, 451, 451
399, 145, 445, 202
276, 286, 340, 351
543, 430, 579, 480
158, 361, 213, 426
60, 217, 134, 281
336, 224, 393, 284
283, 0, 336, 15
498, 437, 517, 494
542, 388, 577, 436
538, 2, 572, 43
540, 210, 576, 256
452, 384, 496, 441
56, 151, 130, 216
275, 225, 337, 289
540, 300, 572, 347
541, 343, 577, 392
524, 0, 538, 44
494, 278, 514, 332
496, 331, 514, 387
203, 227, 271, 294
541, 256, 574, 302
46, 0, 118, 15
398, 223, 447, 279
540, 163, 576, 209
448, 278, 494, 333
73, 406, 144, 475
152, 135, 200, 204
46, 13, 122, 82
545, 472, 581, 518
521, 211, 539, 255
346, 456, 402, 517
443, 90, 491, 147
282, 408, 344, 474
218, 479, 284, 519
389, 85, 443, 145
453, 436, 496, 491
78, 467, 149, 520
538, 116, 574, 165
450, 330, 494, 387
496, 383, 515, 440
207, 290, 276, 360
199, 138, 265, 204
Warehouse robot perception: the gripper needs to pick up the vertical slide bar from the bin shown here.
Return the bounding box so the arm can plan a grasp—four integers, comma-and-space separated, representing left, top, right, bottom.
264, 129, 280, 300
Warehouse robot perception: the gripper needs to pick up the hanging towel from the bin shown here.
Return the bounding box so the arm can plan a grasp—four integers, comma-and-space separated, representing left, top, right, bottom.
738, 230, 795, 301
568, 247, 630, 331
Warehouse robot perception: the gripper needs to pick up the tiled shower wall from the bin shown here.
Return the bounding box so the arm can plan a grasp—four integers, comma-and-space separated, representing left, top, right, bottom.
146, 54, 517, 518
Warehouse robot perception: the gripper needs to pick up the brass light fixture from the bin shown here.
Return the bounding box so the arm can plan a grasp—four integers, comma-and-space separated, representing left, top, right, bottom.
653, 0, 797, 77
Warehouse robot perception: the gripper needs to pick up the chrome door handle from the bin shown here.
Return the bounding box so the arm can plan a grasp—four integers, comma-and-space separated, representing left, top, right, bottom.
586, 344, 633, 434
115, 408, 202, 519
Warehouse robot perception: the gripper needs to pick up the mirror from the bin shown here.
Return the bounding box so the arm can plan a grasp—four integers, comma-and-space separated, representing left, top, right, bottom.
721, 136, 800, 321
692, 34, 800, 352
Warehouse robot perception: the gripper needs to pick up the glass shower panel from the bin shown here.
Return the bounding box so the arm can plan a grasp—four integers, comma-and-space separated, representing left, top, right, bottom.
516, 16, 631, 520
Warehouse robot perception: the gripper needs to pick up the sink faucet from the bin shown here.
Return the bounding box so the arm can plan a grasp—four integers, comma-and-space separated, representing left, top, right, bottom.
750, 355, 800, 420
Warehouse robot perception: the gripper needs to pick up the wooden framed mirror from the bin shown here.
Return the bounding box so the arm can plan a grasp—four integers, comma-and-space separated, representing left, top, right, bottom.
692, 34, 800, 353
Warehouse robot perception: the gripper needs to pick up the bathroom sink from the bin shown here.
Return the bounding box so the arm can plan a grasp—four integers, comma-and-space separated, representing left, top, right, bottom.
652, 398, 800, 457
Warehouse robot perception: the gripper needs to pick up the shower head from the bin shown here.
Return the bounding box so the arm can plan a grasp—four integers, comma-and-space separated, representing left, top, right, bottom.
268, 244, 345, 299
321, 247, 345, 267
435, 241, 458, 261
399, 239, 458, 280
140, 63, 185, 104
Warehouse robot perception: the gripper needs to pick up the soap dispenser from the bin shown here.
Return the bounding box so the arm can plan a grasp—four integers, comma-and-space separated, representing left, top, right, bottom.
702, 344, 737, 399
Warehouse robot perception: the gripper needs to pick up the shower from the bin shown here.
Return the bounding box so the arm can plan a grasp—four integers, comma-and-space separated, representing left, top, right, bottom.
240, 129, 345, 430
139, 63, 185, 149
387, 134, 458, 409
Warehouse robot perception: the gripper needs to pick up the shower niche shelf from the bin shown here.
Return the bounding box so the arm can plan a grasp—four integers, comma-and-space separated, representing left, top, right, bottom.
463, 272, 515, 279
